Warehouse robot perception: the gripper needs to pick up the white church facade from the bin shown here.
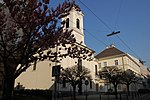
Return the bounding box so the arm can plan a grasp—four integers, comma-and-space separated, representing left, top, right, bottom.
15, 4, 98, 93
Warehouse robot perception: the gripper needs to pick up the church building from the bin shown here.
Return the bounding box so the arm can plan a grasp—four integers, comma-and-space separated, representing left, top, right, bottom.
15, 4, 98, 93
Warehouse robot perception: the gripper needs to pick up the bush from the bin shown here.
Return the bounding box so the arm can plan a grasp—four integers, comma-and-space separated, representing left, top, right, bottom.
138, 89, 150, 94
105, 89, 114, 95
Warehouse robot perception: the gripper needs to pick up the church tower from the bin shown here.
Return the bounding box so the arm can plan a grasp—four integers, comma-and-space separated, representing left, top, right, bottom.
62, 4, 85, 44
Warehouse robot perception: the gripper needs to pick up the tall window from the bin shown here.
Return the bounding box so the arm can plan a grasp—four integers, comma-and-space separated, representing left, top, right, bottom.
78, 59, 82, 71
90, 81, 92, 88
66, 18, 69, 28
118, 85, 121, 90
104, 62, 107, 67
115, 60, 119, 65
76, 18, 80, 29
96, 84, 99, 92
100, 85, 103, 90
95, 65, 98, 75
33, 61, 36, 71
62, 77, 66, 88
98, 63, 101, 69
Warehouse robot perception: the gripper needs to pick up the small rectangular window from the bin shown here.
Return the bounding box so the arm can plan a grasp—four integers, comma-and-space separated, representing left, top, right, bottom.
115, 60, 118, 65
104, 62, 107, 67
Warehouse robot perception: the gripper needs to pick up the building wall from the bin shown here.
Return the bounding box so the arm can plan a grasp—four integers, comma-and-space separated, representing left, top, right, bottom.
96, 55, 126, 92
96, 54, 141, 75
15, 60, 54, 90
57, 56, 97, 92
95, 53, 147, 92
96, 55, 125, 70
15, 55, 98, 92
123, 56, 141, 74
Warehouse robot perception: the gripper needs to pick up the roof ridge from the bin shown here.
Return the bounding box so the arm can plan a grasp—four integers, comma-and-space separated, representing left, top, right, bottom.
95, 46, 125, 59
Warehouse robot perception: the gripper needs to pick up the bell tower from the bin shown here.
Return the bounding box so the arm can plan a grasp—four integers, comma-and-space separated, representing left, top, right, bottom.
62, 4, 85, 44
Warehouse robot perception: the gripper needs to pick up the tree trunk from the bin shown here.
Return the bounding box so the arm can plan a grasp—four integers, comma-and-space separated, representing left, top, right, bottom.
2, 76, 15, 100
114, 85, 118, 99
127, 84, 130, 96
72, 85, 76, 100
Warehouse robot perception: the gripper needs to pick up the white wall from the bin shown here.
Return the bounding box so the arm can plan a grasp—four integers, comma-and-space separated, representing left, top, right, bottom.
15, 60, 54, 90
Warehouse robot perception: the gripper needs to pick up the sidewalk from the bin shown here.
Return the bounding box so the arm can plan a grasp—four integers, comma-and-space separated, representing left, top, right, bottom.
134, 93, 150, 100
57, 94, 127, 100
55, 93, 150, 100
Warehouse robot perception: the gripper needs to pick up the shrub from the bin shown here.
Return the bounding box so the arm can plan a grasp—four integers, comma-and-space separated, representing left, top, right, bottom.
138, 89, 150, 94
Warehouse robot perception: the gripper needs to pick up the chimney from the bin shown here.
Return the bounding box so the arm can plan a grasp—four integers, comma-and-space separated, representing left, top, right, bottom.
106, 44, 115, 49
110, 44, 115, 47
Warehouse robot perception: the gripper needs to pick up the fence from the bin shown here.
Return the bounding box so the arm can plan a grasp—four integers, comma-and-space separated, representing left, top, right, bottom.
13, 89, 52, 100
56, 91, 147, 100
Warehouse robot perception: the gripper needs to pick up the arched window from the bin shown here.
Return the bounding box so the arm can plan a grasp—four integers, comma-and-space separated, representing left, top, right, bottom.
66, 18, 69, 28
76, 18, 80, 29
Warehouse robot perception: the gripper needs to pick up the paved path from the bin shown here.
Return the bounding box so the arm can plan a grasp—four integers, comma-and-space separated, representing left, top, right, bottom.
134, 93, 150, 100
54, 93, 150, 100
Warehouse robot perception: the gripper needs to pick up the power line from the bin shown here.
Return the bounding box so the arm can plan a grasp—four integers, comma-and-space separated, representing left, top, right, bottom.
116, 35, 140, 59
78, 0, 141, 60
67, 18, 108, 47
68, 19, 125, 57
57, 17, 108, 47
78, 0, 112, 31
83, 29, 107, 46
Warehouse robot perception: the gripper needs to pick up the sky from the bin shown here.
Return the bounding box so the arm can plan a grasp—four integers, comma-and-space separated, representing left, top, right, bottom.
52, 0, 150, 67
